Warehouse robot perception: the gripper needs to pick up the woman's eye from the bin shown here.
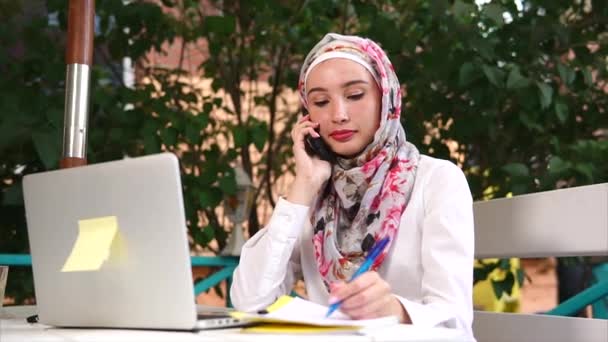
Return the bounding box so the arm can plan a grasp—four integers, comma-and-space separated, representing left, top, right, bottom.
347, 93, 364, 100
313, 100, 329, 107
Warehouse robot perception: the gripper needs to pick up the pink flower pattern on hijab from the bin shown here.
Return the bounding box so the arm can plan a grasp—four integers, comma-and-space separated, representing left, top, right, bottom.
298, 33, 420, 286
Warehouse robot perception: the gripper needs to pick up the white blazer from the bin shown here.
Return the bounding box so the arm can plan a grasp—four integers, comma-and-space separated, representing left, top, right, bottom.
230, 155, 475, 340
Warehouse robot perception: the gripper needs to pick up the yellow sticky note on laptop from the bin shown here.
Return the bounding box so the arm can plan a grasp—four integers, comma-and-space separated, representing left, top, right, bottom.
61, 216, 120, 272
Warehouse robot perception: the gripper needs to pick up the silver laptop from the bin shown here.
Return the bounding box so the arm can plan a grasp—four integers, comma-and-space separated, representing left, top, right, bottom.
23, 153, 244, 330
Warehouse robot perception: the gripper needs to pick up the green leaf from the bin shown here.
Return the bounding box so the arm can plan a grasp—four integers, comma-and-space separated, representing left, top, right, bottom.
482, 64, 505, 87
548, 156, 571, 174
196, 112, 210, 129
452, 0, 475, 24
536, 82, 553, 109
202, 225, 215, 242
109, 127, 123, 142
458, 62, 481, 87
203, 102, 213, 114
583, 67, 593, 86
31, 130, 61, 170
557, 63, 576, 85
0, 119, 26, 153
253, 95, 266, 106
473, 267, 491, 285
248, 119, 268, 152
203, 16, 236, 36
213, 283, 225, 298
218, 173, 237, 195
554, 101, 569, 124
226, 148, 238, 160
141, 119, 159, 135
160, 0, 175, 7
143, 134, 161, 154
490, 271, 515, 299
198, 225, 216, 246
511, 183, 528, 195
185, 125, 201, 145
161, 127, 178, 147
503, 271, 516, 296
550, 136, 561, 153
199, 187, 223, 208
252, 135, 266, 152
516, 268, 525, 287
469, 37, 497, 60
573, 163, 594, 182
490, 279, 506, 299
482, 3, 506, 27
232, 125, 247, 148
502, 163, 529, 177
473, 260, 501, 285
45, 108, 63, 128
2, 184, 23, 206
518, 112, 544, 132
506, 68, 530, 89
192, 225, 215, 246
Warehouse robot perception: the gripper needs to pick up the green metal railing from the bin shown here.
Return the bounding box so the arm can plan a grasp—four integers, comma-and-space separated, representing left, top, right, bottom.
2, 253, 607, 317
0, 253, 239, 306
545, 278, 608, 317
190, 255, 239, 307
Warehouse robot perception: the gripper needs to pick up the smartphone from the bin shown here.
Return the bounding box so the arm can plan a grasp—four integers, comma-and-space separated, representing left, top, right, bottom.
304, 131, 336, 163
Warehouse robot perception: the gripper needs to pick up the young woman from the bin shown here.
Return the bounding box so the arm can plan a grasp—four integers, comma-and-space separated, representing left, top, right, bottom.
230, 33, 475, 339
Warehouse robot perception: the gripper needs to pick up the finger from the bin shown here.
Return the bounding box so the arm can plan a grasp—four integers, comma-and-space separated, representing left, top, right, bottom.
332, 272, 378, 302
292, 125, 320, 144
341, 279, 391, 312
329, 282, 343, 293
343, 290, 393, 319
298, 114, 310, 123
300, 127, 320, 138
291, 121, 319, 140
297, 120, 319, 130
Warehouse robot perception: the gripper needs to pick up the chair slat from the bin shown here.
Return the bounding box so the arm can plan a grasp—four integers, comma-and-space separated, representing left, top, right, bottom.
473, 311, 608, 342
474, 183, 608, 259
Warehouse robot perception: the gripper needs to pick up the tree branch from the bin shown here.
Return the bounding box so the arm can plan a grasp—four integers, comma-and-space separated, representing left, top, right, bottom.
264, 46, 287, 208
340, 0, 348, 34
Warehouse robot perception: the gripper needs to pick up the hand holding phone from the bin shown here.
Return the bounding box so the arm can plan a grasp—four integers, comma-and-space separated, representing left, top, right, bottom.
288, 118, 333, 206
304, 132, 336, 163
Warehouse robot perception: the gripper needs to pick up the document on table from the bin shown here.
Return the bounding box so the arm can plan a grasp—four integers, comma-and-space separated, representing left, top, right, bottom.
232, 295, 398, 329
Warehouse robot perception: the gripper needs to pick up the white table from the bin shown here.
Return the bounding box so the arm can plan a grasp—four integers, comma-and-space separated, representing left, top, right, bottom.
0, 306, 468, 342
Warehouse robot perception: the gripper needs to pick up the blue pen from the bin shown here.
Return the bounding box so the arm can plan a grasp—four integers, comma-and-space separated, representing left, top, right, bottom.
325, 236, 391, 317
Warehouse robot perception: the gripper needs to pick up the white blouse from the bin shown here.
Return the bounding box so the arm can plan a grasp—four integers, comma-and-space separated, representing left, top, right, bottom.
230, 155, 475, 340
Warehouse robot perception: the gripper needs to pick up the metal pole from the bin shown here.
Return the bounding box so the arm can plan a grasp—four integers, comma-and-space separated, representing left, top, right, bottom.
60, 0, 95, 169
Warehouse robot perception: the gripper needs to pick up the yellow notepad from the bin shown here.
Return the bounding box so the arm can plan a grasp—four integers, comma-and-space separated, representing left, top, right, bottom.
242, 323, 359, 334
231, 296, 398, 334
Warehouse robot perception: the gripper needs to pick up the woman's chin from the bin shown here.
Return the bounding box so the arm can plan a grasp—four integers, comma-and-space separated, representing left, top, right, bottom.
332, 138, 374, 160
335, 147, 368, 160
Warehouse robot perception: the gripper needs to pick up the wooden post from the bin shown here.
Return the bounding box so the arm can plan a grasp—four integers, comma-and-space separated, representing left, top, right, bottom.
60, 0, 95, 169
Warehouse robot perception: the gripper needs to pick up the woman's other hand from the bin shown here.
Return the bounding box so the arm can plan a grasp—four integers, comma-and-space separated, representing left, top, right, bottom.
287, 114, 332, 206
328, 271, 411, 323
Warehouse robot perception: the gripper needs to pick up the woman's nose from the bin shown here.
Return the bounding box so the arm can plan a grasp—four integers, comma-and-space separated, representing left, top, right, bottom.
331, 100, 349, 123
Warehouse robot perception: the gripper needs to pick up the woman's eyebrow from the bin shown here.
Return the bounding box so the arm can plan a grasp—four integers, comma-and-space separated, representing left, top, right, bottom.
307, 79, 369, 96
342, 79, 368, 88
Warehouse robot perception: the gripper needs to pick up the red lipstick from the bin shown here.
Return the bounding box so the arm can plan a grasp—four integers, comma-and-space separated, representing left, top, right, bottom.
329, 129, 355, 142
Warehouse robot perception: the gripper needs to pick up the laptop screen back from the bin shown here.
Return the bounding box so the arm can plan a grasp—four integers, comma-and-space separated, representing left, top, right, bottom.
23, 153, 199, 329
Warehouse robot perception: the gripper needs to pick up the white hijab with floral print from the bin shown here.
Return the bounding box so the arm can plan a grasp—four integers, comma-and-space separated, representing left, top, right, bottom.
298, 33, 421, 286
